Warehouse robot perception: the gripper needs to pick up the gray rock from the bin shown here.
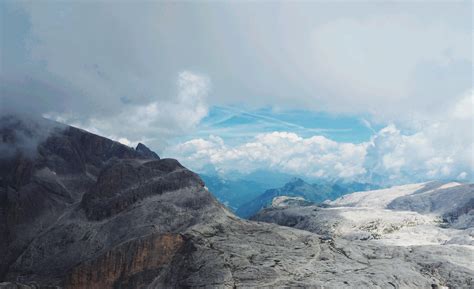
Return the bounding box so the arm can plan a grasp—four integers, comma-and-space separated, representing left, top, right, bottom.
135, 143, 160, 160
253, 191, 474, 288
387, 183, 474, 223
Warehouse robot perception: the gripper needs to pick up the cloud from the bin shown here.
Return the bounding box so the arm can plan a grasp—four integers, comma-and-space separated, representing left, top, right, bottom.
3, 2, 470, 118
365, 90, 474, 183
167, 91, 474, 184
308, 14, 471, 119
1, 1, 471, 162
166, 132, 367, 180
0, 115, 64, 159
1, 2, 210, 151
44, 71, 210, 151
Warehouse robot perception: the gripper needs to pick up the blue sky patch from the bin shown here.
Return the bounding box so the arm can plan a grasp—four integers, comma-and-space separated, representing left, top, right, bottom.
174, 106, 381, 145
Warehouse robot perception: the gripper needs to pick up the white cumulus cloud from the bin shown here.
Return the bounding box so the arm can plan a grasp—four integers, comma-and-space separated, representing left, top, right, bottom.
167, 91, 474, 184
166, 131, 367, 180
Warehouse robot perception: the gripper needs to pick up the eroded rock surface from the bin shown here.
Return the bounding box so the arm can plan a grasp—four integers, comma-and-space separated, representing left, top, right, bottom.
66, 233, 184, 289
0, 116, 218, 287
253, 182, 474, 288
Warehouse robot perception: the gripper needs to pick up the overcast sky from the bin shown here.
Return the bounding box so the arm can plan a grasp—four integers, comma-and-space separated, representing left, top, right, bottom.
1, 1, 472, 184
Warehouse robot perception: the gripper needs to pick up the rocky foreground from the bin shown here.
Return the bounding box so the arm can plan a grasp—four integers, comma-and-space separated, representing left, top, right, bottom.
1, 116, 473, 288
253, 182, 474, 288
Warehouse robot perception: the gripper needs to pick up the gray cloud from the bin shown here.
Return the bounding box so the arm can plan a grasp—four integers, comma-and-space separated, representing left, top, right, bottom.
1, 1, 471, 152
0, 114, 64, 159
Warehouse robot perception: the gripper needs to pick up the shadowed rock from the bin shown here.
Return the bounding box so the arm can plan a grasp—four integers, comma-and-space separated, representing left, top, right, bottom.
135, 143, 160, 160
0, 116, 212, 286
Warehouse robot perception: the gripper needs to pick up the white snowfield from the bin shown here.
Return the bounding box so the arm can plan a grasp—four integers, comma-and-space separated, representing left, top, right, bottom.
328, 181, 462, 209
322, 181, 474, 247
327, 207, 471, 247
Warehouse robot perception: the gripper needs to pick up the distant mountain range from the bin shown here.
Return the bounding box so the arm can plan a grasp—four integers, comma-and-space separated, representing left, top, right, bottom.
201, 174, 379, 218
235, 177, 379, 218
200, 175, 271, 211
200, 170, 293, 211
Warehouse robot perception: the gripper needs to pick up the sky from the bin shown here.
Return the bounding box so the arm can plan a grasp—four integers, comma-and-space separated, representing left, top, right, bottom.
1, 1, 473, 185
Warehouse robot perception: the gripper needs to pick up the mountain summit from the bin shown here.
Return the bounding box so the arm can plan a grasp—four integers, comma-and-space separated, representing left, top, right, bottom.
135, 142, 160, 159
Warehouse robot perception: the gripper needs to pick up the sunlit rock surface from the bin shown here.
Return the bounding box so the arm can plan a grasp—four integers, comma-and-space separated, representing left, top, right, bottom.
253, 182, 474, 288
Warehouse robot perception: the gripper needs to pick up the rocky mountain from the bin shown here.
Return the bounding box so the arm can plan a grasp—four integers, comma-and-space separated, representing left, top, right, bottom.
1, 116, 473, 288
135, 143, 160, 159
236, 177, 377, 218
271, 196, 314, 208
253, 182, 474, 286
0, 116, 221, 287
200, 170, 298, 215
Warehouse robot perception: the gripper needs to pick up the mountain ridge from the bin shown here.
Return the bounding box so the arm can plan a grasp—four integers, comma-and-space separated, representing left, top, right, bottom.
237, 177, 377, 218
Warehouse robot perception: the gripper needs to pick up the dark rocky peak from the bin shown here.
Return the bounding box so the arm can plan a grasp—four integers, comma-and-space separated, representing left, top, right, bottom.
29, 124, 144, 178
1, 116, 125, 173
284, 177, 308, 189
53, 126, 142, 163
0, 117, 213, 284
80, 158, 204, 221
135, 142, 160, 159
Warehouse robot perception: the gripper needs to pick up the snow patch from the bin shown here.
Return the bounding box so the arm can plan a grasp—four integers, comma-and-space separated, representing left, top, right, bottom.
272, 196, 306, 208
328, 181, 464, 209
329, 182, 427, 208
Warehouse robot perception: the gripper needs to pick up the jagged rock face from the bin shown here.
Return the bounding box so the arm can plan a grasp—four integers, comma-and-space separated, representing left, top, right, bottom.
135, 143, 160, 160
80, 158, 203, 221
0, 116, 221, 287
386, 183, 474, 226
65, 233, 184, 289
